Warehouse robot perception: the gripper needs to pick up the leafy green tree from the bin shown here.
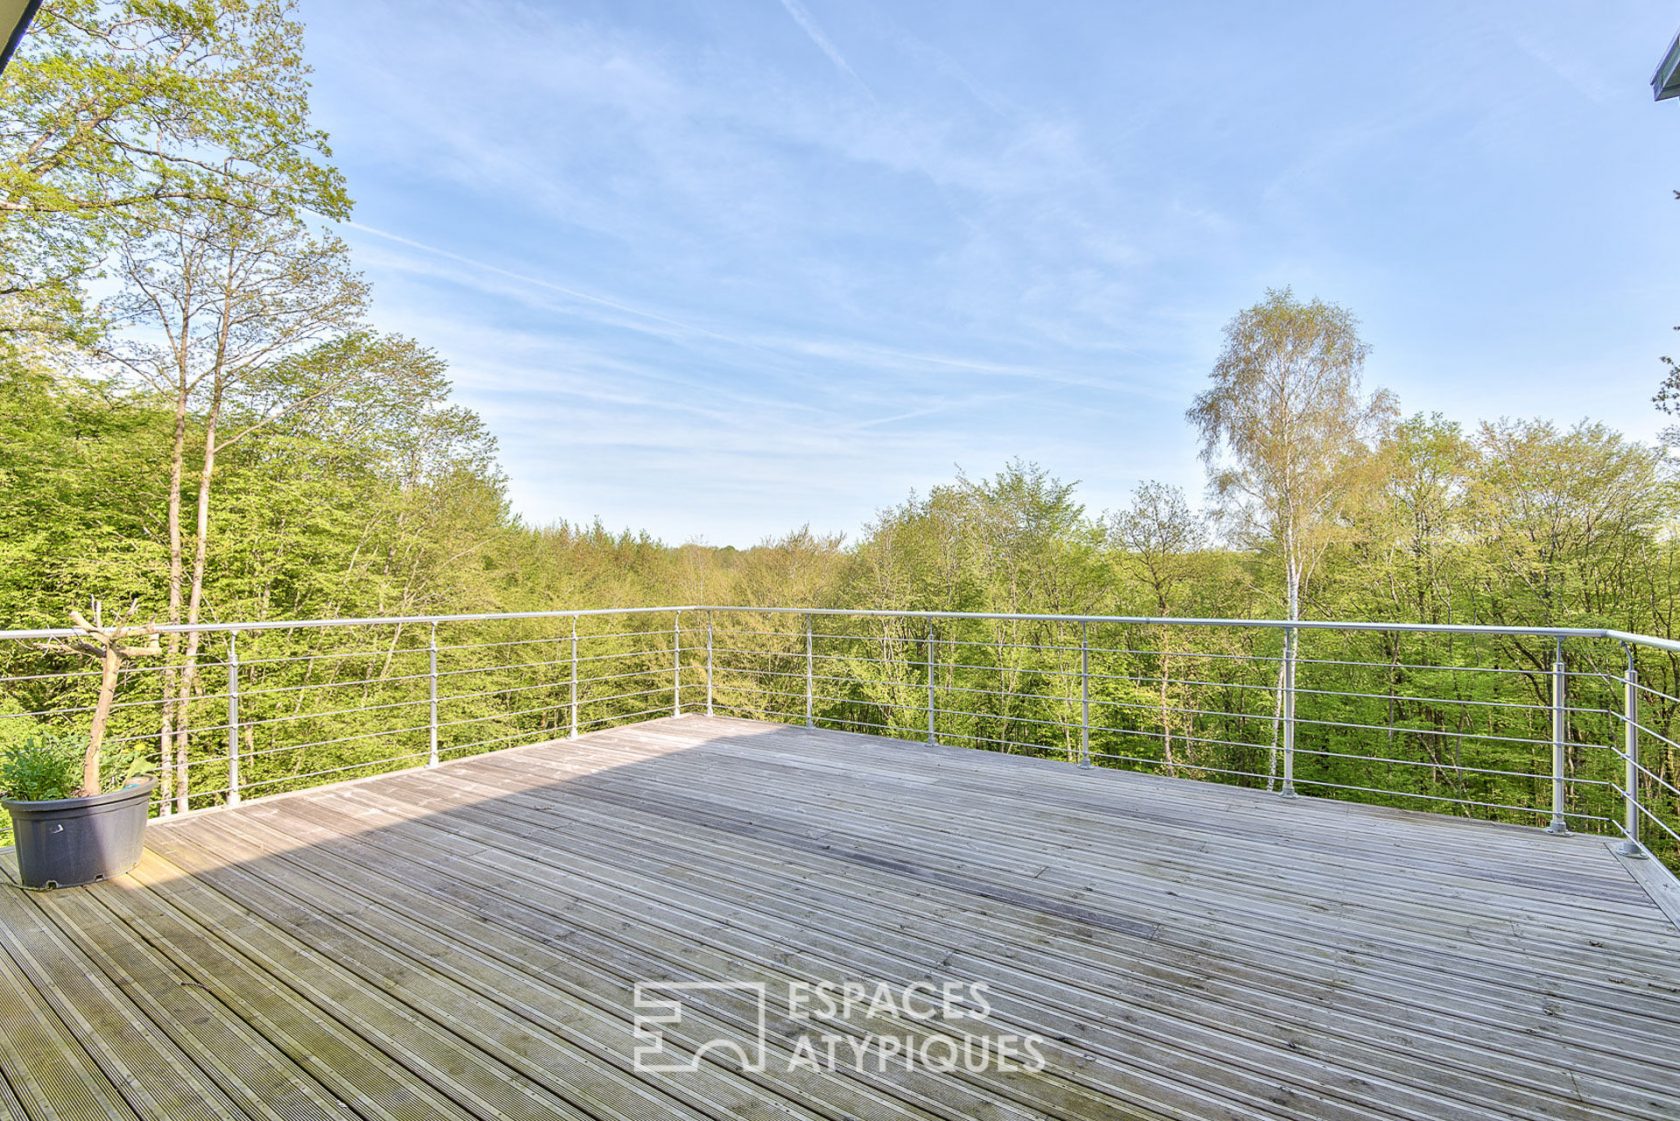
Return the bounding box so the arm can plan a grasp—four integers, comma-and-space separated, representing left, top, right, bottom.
1188, 288, 1395, 788
0, 0, 347, 336
0, 358, 166, 625
1319, 411, 1479, 637
849, 461, 1104, 615
1188, 288, 1396, 627
840, 463, 1106, 758
1105, 482, 1209, 773
1106, 482, 1206, 616
102, 195, 369, 809
1467, 419, 1673, 636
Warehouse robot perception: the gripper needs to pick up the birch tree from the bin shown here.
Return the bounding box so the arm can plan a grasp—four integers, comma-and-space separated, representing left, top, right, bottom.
1187, 288, 1395, 625
1187, 289, 1394, 787
102, 204, 368, 810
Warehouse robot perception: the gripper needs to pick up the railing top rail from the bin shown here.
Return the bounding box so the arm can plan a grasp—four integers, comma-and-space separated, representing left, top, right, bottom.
0, 605, 687, 642
712, 607, 1629, 642
2, 604, 1677, 653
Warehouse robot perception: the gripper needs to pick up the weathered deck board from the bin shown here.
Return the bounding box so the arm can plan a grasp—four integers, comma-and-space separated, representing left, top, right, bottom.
2, 715, 1679, 1120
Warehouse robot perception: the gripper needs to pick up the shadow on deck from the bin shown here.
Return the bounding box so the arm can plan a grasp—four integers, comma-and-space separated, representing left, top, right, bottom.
2, 714, 1679, 1120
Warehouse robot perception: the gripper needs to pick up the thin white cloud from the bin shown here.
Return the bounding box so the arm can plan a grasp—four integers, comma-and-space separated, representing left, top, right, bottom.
303, 2, 1680, 544
775, 0, 875, 99
347, 221, 768, 353
1513, 32, 1613, 105
350, 219, 1156, 399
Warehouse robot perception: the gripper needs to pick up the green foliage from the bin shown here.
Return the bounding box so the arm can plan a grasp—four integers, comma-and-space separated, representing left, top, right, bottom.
99, 741, 157, 792
0, 730, 153, 850
1188, 288, 1396, 618
0, 0, 349, 336
0, 732, 82, 802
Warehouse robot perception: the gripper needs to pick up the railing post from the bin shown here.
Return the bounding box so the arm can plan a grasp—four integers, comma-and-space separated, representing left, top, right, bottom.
1545, 641, 1568, 834
157, 663, 172, 817
569, 616, 579, 741
706, 613, 715, 717
673, 611, 683, 718
427, 622, 439, 768
1617, 652, 1646, 858
804, 614, 814, 729
926, 622, 937, 746
1079, 622, 1091, 769
1279, 625, 1297, 798
226, 631, 241, 806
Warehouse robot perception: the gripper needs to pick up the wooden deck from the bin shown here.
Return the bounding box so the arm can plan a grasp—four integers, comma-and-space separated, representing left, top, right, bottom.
2, 715, 1679, 1121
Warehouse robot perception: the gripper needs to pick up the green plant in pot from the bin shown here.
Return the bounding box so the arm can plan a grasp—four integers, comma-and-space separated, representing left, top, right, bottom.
1, 606, 160, 889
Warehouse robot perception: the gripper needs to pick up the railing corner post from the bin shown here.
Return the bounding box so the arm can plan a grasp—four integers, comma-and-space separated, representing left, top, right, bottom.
226, 630, 241, 806
673, 610, 683, 719
706, 612, 715, 718
1545, 645, 1569, 835
569, 616, 579, 741
804, 614, 814, 730
1279, 623, 1298, 798
427, 621, 440, 768
1079, 621, 1091, 769
1616, 654, 1647, 858
926, 621, 937, 747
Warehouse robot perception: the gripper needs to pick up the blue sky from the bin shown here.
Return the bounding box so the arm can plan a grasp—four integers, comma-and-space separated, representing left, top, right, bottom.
304, 1, 1680, 546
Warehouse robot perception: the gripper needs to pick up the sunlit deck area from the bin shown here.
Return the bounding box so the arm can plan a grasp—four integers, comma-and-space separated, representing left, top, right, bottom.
3, 714, 1679, 1120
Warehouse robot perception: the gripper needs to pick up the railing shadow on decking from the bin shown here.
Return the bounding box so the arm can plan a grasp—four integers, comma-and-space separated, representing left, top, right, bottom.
0, 606, 1677, 869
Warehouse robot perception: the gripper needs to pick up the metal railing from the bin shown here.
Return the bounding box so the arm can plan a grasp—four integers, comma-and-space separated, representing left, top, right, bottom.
1, 606, 1676, 870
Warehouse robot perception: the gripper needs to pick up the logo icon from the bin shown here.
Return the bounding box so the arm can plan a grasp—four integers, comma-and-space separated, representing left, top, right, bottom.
632, 981, 769, 1072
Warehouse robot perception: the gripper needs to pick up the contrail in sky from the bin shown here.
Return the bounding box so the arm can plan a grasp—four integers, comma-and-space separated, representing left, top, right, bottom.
776, 0, 876, 101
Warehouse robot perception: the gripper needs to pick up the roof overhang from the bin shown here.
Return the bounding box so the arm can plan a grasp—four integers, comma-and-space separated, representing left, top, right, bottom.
1655, 29, 1680, 100
0, 0, 40, 78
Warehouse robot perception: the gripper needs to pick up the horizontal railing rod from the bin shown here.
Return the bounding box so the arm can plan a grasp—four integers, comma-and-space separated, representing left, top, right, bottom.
718, 607, 1661, 646
2, 602, 1675, 866
3, 604, 1670, 649
0, 605, 689, 642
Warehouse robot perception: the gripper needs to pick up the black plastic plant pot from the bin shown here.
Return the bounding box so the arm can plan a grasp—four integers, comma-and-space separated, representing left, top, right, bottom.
3, 778, 155, 890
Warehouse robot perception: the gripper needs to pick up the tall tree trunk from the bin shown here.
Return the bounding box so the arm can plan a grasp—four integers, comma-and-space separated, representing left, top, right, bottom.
1266, 520, 1305, 793
169, 381, 224, 812
159, 383, 189, 811
83, 644, 123, 796
1266, 658, 1284, 792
